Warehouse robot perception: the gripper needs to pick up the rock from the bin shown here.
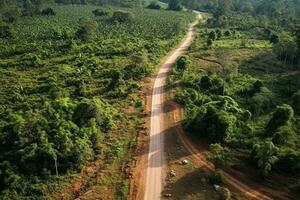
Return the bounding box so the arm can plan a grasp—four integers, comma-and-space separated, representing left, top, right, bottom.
213, 184, 220, 191
201, 177, 206, 183
181, 159, 189, 165
164, 193, 172, 198
216, 186, 231, 200
170, 170, 176, 177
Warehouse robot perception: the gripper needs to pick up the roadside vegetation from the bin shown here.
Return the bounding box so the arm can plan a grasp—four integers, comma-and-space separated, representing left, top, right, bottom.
0, 0, 195, 199
169, 0, 300, 198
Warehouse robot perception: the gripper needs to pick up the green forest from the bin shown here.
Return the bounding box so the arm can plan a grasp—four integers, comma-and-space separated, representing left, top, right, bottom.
1, 0, 300, 199
0, 0, 194, 199
168, 0, 300, 198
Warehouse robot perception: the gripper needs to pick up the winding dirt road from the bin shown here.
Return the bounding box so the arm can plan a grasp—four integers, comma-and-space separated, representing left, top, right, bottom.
143, 11, 291, 200
143, 13, 202, 200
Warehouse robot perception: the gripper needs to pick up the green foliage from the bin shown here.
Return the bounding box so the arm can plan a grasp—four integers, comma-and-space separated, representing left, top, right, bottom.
112, 10, 133, 23
292, 91, 300, 114
176, 55, 190, 71
198, 75, 223, 95
209, 171, 223, 185
251, 141, 279, 176
0, 5, 194, 199
0, 25, 12, 39
185, 95, 250, 144
168, 0, 182, 11
92, 8, 109, 17
276, 149, 300, 173
147, 1, 161, 10
272, 125, 294, 145
269, 33, 279, 44
41, 7, 56, 16
208, 30, 216, 41
266, 104, 294, 135
208, 143, 232, 168
75, 17, 97, 41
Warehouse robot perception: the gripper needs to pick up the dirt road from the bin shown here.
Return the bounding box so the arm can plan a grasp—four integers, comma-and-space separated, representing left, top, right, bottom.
143, 13, 202, 200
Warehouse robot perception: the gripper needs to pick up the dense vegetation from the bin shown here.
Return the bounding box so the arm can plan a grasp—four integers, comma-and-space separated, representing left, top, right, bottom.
0, 1, 194, 199
168, 0, 300, 197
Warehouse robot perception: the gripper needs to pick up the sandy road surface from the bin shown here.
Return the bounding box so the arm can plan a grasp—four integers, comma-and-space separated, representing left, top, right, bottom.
143, 13, 202, 200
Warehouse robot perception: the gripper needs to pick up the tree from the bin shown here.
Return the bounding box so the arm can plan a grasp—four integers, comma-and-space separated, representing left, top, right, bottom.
75, 18, 97, 41
296, 28, 300, 64
41, 7, 55, 16
112, 10, 133, 23
208, 143, 232, 168
147, 1, 161, 10
0, 25, 12, 39
266, 104, 294, 134
168, 0, 182, 11
251, 141, 279, 176
22, 0, 40, 16
270, 33, 279, 44
215, 0, 232, 18
206, 38, 213, 48
208, 30, 217, 41
176, 55, 190, 71
216, 29, 222, 40
292, 91, 300, 114
92, 9, 109, 17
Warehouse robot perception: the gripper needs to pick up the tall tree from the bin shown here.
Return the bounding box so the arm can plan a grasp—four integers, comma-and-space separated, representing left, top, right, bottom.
168, 0, 182, 11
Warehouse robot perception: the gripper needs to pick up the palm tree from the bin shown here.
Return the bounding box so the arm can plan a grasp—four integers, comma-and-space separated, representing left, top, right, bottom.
252, 141, 279, 176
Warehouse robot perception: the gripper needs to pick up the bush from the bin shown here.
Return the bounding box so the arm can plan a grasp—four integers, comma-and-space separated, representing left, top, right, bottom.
208, 143, 232, 167
292, 91, 300, 114
92, 9, 109, 17
209, 171, 223, 185
75, 18, 97, 41
0, 25, 12, 39
168, 0, 183, 11
2, 10, 18, 23
41, 8, 55, 16
176, 55, 190, 71
276, 150, 300, 173
198, 75, 223, 95
112, 10, 133, 23
272, 125, 294, 145
266, 104, 294, 134
147, 1, 161, 10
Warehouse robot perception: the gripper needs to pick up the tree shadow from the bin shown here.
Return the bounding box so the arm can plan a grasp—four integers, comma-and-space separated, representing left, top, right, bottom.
162, 169, 219, 200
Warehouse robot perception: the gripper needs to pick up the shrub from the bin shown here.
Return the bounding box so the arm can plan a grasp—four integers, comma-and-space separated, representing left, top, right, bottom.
92, 9, 109, 17
276, 150, 300, 173
292, 90, 300, 114
266, 104, 294, 134
41, 8, 55, 16
208, 30, 217, 41
209, 171, 223, 185
168, 0, 183, 11
75, 18, 97, 41
2, 10, 18, 23
176, 55, 190, 71
251, 141, 279, 176
224, 30, 231, 37
0, 25, 12, 39
208, 143, 232, 168
112, 10, 133, 23
198, 75, 223, 95
272, 125, 294, 145
147, 1, 161, 10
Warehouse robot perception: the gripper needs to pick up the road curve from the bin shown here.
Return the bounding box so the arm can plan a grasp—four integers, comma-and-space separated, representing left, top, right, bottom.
143, 13, 201, 200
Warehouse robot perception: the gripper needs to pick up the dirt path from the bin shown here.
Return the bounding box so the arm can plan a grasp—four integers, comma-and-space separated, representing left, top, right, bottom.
170, 103, 292, 200
143, 12, 202, 200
